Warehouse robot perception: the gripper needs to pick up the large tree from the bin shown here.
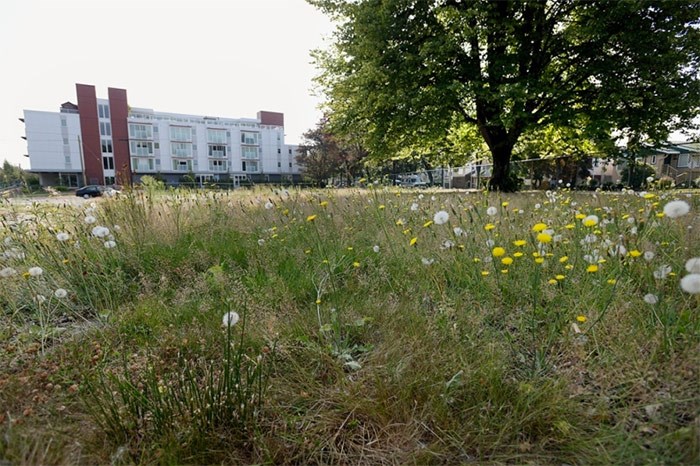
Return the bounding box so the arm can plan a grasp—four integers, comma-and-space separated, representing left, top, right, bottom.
310, 0, 700, 191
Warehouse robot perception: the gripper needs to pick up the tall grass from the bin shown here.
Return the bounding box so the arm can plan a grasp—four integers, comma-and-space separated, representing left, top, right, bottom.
0, 186, 698, 464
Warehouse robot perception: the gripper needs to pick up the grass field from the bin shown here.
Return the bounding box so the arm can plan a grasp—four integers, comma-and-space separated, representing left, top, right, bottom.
0, 187, 698, 465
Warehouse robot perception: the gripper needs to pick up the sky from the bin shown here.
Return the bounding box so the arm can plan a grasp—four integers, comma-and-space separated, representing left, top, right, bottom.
0, 0, 336, 169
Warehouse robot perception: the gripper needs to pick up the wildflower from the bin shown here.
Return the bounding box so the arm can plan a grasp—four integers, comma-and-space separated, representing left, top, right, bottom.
373, 245, 380, 253
433, 211, 449, 225
441, 240, 455, 250
56, 232, 70, 242
84, 215, 97, 224
484, 223, 495, 231
306, 215, 317, 222
222, 311, 240, 327
33, 294, 46, 304
257, 239, 265, 246
486, 206, 498, 216
104, 240, 117, 249
653, 265, 672, 280
534, 203, 541, 209
28, 267, 43, 277
319, 201, 328, 208
582, 215, 599, 227
0, 267, 17, 278
485, 239, 495, 248
535, 257, 545, 264
409, 237, 418, 246
492, 247, 506, 257
481, 271, 489, 276
501, 257, 513, 266
265, 201, 274, 210
576, 315, 587, 323
92, 226, 110, 238
54, 288, 68, 298
410, 202, 419, 211
559, 256, 568, 263
629, 250, 642, 258
532, 223, 547, 232
513, 240, 526, 247
663, 200, 690, 218
685, 258, 700, 273
423, 220, 433, 228
644, 251, 655, 261
536, 233, 552, 244
680, 274, 700, 294
586, 264, 599, 273
379, 205, 386, 210
315, 298, 322, 305
555, 275, 565, 280
421, 257, 434, 266
453, 227, 464, 237
502, 201, 509, 207
548, 278, 558, 285
513, 252, 524, 258
353, 261, 361, 268
643, 294, 658, 304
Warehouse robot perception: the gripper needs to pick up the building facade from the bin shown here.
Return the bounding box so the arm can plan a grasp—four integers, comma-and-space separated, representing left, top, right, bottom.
23, 84, 302, 187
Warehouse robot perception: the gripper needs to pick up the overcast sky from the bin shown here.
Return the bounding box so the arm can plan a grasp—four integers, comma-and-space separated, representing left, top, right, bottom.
0, 0, 335, 168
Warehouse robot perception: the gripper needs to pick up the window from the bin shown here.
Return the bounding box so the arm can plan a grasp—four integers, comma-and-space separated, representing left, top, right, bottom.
278, 162, 281, 167
172, 160, 193, 171
277, 148, 281, 154
129, 123, 153, 139
207, 129, 227, 144
130, 141, 153, 156
209, 160, 228, 172
289, 162, 292, 168
98, 104, 110, 119
243, 161, 258, 172
241, 131, 260, 145
154, 142, 160, 149
170, 126, 192, 142
61, 118, 67, 127
100, 121, 112, 136
241, 146, 258, 159
101, 139, 113, 154
651, 155, 657, 164
288, 148, 292, 155
171, 142, 192, 157
131, 158, 155, 171
678, 154, 690, 168
103, 156, 114, 170
63, 137, 69, 145
208, 145, 226, 157
105, 176, 116, 185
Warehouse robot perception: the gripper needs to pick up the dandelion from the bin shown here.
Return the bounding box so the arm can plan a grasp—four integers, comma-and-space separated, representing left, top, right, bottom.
582, 215, 599, 227
492, 247, 506, 257
587, 264, 599, 273
421, 257, 434, 266
548, 278, 558, 285
532, 223, 547, 232
607, 278, 617, 285
92, 226, 110, 238
373, 245, 380, 253
423, 220, 434, 228
54, 288, 68, 298
629, 250, 642, 258
576, 315, 587, 323
644, 251, 655, 261
501, 257, 513, 266
441, 240, 455, 250
257, 239, 265, 246
433, 211, 449, 225
104, 240, 117, 249
306, 215, 317, 222
410, 237, 418, 247
264, 201, 274, 210
535, 257, 545, 264
536, 233, 552, 244
643, 294, 658, 304
680, 274, 700, 294
534, 203, 541, 209
222, 311, 240, 327
486, 206, 498, 216
28, 267, 43, 277
513, 252, 524, 258
555, 275, 565, 281
453, 227, 464, 237
513, 240, 526, 247
653, 265, 672, 280
484, 223, 495, 231
0, 267, 17, 278
33, 294, 46, 304
410, 202, 419, 211
481, 271, 489, 276
353, 261, 361, 268
485, 239, 495, 248
663, 200, 690, 218
559, 256, 568, 263
84, 215, 97, 224
685, 257, 700, 273
56, 232, 70, 242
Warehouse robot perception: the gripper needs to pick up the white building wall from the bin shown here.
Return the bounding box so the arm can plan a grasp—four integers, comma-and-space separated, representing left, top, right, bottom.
24, 110, 82, 172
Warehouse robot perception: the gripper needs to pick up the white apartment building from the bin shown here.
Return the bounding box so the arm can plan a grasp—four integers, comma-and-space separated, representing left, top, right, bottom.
22, 84, 302, 187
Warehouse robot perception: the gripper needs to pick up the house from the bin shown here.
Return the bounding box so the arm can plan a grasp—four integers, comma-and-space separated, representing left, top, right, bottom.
639, 142, 700, 186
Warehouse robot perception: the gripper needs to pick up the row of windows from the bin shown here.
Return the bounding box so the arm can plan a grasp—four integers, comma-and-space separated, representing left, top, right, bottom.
129, 113, 267, 130
125, 158, 293, 173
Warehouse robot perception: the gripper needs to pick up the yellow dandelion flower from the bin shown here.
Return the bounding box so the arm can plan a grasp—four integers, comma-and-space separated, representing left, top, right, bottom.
481, 271, 490, 276
320, 201, 329, 207
629, 250, 642, 258
513, 240, 526, 247
410, 237, 418, 246
305, 249, 312, 254
576, 315, 587, 323
315, 299, 322, 305
423, 220, 433, 227
306, 215, 317, 222
622, 214, 630, 220
501, 257, 513, 266
473, 258, 481, 263
559, 256, 568, 263
583, 219, 597, 227
587, 264, 599, 273
347, 246, 353, 251
555, 274, 565, 281
485, 223, 496, 231
501, 202, 509, 207
532, 252, 541, 257
655, 212, 665, 218
575, 213, 586, 220
271, 234, 279, 239
403, 228, 411, 235
513, 252, 524, 258
643, 193, 656, 199
548, 279, 558, 285
607, 278, 617, 285
532, 223, 547, 232
565, 264, 574, 270
501, 269, 509, 274
22, 272, 30, 279
396, 219, 404, 226
492, 247, 506, 257
353, 262, 360, 268
537, 233, 552, 243
535, 257, 545, 264
565, 223, 575, 230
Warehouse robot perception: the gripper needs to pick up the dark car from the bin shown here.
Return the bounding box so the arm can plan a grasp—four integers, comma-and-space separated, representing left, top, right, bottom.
75, 185, 104, 198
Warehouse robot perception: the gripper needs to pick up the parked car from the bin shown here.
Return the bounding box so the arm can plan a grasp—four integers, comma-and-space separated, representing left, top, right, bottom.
397, 175, 428, 188
75, 185, 121, 198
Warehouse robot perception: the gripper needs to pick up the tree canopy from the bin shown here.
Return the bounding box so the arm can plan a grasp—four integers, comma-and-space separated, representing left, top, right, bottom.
310, 0, 700, 190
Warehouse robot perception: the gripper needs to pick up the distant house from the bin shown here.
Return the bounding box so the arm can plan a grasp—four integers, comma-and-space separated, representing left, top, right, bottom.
639, 142, 700, 185
590, 158, 623, 185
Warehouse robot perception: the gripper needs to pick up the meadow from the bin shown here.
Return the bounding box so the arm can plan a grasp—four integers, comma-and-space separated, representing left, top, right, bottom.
0, 186, 698, 465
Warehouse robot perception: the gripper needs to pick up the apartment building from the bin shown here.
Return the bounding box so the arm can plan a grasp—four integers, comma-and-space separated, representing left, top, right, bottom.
22, 84, 302, 187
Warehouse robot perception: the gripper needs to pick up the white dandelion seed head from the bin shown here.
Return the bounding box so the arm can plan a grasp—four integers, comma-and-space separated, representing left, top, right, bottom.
643, 293, 658, 304
553, 234, 563, 242
373, 245, 380, 253
663, 200, 690, 219
92, 226, 110, 238
684, 257, 700, 274
222, 311, 240, 327
453, 227, 464, 237
518, 209, 524, 214
104, 240, 117, 249
418, 194, 424, 200
630, 226, 638, 235
644, 251, 655, 261
28, 266, 43, 277
431, 196, 437, 201
433, 210, 449, 225
264, 201, 274, 210
257, 239, 265, 246
440, 239, 455, 250
583, 234, 598, 244
84, 215, 97, 224
653, 265, 672, 280
410, 202, 419, 211
534, 203, 541, 210
485, 239, 495, 248
680, 274, 700, 294
486, 206, 498, 216
0, 267, 17, 278
56, 232, 70, 242
421, 257, 435, 266
33, 294, 46, 304
646, 176, 655, 183
54, 288, 68, 298
627, 217, 636, 224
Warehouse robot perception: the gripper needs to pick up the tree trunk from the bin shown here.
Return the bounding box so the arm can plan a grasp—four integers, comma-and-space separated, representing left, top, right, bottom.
483, 136, 517, 192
